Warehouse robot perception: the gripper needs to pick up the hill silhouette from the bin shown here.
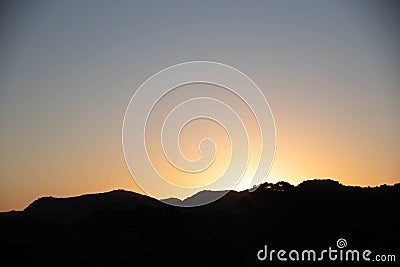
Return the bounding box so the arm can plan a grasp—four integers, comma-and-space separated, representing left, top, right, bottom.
1, 179, 399, 266
23, 189, 164, 223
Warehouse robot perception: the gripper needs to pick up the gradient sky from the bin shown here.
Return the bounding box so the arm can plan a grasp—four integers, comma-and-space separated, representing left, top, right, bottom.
1, 0, 399, 211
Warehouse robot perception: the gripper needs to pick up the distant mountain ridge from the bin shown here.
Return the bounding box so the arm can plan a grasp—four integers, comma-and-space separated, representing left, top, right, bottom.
2, 179, 398, 223
23, 189, 163, 223
1, 178, 399, 265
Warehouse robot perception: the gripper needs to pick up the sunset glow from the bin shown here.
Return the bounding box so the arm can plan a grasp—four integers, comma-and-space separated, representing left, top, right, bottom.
0, 1, 399, 211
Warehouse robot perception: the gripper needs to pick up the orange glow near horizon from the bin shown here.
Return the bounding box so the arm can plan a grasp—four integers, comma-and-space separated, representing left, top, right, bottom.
1, 76, 399, 212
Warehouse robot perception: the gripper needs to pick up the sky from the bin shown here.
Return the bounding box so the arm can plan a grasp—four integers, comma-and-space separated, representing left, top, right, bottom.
0, 0, 399, 211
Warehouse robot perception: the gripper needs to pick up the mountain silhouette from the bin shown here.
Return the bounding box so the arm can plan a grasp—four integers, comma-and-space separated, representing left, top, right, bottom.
23, 189, 164, 223
1, 179, 399, 266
